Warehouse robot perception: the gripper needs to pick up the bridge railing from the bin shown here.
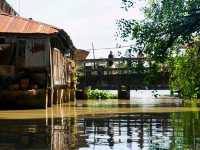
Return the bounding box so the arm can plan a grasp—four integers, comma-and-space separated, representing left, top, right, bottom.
77, 57, 147, 63
76, 57, 168, 76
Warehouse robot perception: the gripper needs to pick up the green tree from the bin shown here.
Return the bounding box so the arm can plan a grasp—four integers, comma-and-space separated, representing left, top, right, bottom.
170, 38, 200, 98
118, 0, 200, 97
118, 0, 200, 62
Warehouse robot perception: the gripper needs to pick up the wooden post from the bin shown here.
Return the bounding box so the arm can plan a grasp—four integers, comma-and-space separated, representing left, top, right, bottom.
70, 88, 75, 102
49, 44, 54, 107
67, 87, 71, 102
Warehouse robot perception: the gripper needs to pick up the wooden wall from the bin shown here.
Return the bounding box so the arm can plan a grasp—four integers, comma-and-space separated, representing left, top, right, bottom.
25, 38, 49, 68
52, 48, 76, 87
52, 48, 66, 85
0, 37, 50, 88
0, 37, 15, 65
0, 36, 75, 90
0, 37, 50, 68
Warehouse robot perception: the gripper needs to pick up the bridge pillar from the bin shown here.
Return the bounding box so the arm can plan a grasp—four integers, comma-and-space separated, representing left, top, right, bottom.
118, 85, 130, 99
76, 88, 88, 100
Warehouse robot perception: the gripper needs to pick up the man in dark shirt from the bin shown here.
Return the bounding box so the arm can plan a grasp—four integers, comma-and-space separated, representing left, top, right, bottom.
108, 51, 114, 67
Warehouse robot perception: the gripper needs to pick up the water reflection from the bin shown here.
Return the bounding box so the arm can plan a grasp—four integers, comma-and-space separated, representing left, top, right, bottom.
0, 111, 200, 150
80, 114, 171, 150
77, 98, 183, 108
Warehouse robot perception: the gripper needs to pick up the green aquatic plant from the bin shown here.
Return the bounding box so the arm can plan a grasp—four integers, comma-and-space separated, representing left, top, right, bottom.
87, 89, 117, 100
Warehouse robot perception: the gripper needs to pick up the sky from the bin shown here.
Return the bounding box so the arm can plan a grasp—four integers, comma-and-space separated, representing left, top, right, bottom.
7, 0, 145, 58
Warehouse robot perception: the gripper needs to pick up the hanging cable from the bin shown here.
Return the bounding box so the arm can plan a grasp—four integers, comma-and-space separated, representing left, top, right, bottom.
85, 44, 135, 51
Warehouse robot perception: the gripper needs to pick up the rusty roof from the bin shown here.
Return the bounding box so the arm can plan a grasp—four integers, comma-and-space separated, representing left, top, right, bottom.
0, 14, 76, 52
73, 49, 89, 61
0, 14, 60, 35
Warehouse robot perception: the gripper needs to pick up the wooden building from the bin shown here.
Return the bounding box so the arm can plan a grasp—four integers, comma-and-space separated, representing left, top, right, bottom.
0, 14, 76, 108
72, 49, 89, 61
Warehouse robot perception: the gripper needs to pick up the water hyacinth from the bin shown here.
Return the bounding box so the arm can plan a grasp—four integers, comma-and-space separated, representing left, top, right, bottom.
87, 89, 117, 100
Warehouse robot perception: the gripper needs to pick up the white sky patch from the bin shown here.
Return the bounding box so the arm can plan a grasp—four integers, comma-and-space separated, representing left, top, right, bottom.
7, 0, 145, 58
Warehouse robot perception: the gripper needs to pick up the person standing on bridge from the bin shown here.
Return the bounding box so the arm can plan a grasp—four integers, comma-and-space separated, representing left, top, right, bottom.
107, 51, 114, 75
137, 50, 145, 73
108, 51, 114, 67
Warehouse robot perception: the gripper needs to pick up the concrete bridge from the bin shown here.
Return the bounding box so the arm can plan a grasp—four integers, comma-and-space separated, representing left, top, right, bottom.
76, 57, 169, 91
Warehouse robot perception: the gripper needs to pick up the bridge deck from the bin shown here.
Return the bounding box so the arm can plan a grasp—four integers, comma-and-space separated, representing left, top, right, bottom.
76, 58, 169, 90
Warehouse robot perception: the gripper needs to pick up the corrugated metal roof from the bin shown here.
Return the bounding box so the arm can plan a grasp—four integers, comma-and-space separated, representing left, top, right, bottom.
73, 49, 89, 61
0, 14, 59, 35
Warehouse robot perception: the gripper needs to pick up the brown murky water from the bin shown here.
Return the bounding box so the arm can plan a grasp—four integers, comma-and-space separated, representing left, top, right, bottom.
0, 97, 200, 150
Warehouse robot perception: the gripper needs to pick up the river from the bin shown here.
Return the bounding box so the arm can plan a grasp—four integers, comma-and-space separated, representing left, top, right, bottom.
0, 90, 200, 150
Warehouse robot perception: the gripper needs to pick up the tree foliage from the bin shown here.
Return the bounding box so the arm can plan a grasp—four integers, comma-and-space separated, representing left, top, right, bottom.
118, 0, 200, 62
170, 38, 200, 98
118, 0, 200, 98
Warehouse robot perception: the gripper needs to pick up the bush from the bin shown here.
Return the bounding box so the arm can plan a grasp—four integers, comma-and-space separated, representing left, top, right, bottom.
87, 89, 117, 99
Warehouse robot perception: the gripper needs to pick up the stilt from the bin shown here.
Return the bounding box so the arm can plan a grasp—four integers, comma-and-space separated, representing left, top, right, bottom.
118, 85, 130, 99
70, 89, 75, 101
76, 89, 87, 100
